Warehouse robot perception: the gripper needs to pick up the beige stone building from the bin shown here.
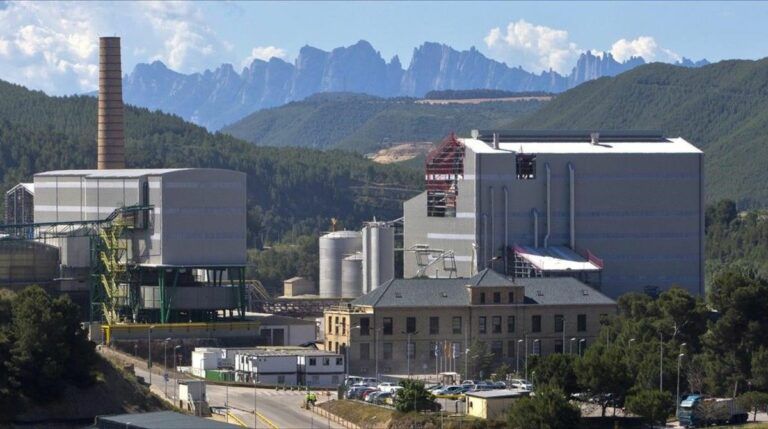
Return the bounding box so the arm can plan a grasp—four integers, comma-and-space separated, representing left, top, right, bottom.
324, 269, 616, 378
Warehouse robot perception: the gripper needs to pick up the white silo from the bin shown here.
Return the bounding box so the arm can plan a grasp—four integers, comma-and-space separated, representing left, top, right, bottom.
319, 231, 362, 298
362, 222, 395, 293
341, 252, 364, 298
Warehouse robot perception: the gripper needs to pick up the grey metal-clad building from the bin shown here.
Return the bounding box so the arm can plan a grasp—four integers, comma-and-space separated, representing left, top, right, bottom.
404, 131, 704, 297
33, 168, 246, 267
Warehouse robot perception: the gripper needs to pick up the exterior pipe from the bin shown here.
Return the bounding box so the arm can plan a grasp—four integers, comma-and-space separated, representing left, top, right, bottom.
503, 186, 509, 274
569, 163, 575, 249
532, 209, 539, 248
489, 186, 494, 268
544, 163, 551, 248
482, 213, 488, 269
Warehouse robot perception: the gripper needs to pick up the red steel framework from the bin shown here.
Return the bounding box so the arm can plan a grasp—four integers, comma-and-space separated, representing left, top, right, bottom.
425, 133, 465, 217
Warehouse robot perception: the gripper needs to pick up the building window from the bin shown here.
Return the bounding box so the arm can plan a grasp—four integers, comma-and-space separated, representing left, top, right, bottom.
328, 316, 332, 334
335, 316, 339, 334
508, 291, 515, 303
336, 357, 343, 365
327, 341, 332, 351
309, 358, 317, 366
492, 316, 502, 334
407, 342, 415, 359
577, 314, 587, 332
493, 292, 501, 304
360, 343, 370, 361
479, 316, 487, 334
342, 317, 346, 335
383, 343, 393, 360
555, 340, 563, 354
532, 315, 541, 333
360, 317, 370, 336
516, 154, 536, 179
507, 315, 516, 333
312, 375, 320, 383
406, 317, 417, 334
323, 357, 330, 366
555, 314, 564, 333
429, 317, 440, 335
452, 317, 462, 334
491, 341, 503, 358
277, 375, 285, 384
532, 340, 541, 356
480, 292, 486, 304
383, 317, 393, 335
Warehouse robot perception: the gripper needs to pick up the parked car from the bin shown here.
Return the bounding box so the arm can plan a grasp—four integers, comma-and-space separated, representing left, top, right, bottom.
436, 385, 466, 395
426, 384, 443, 392
361, 389, 380, 401
378, 382, 398, 393
372, 391, 393, 405
508, 379, 534, 390
365, 391, 385, 403
492, 381, 507, 389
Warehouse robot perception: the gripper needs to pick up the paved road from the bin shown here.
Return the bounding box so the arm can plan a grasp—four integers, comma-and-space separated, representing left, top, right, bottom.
132, 363, 341, 428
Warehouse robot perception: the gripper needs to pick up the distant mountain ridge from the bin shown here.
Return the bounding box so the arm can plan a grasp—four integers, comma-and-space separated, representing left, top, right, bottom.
123, 40, 708, 130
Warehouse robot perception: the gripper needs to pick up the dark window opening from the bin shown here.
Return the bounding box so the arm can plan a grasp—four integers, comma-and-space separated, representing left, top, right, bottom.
577, 314, 587, 332
492, 316, 502, 334
452, 317, 462, 334
360, 318, 370, 336
479, 316, 487, 334
406, 317, 417, 334
383, 317, 393, 335
429, 317, 439, 335
555, 315, 564, 333
493, 292, 501, 304
516, 154, 536, 179
532, 315, 541, 333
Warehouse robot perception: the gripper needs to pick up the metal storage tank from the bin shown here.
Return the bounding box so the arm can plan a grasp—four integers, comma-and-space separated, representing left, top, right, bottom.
319, 231, 362, 298
341, 253, 364, 298
362, 222, 395, 293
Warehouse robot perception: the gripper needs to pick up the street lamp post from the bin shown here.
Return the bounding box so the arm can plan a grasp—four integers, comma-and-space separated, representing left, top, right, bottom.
163, 338, 171, 398
516, 339, 523, 376
570, 337, 576, 355
677, 352, 686, 417
173, 345, 181, 402
148, 325, 155, 386
578, 338, 585, 356
401, 331, 418, 377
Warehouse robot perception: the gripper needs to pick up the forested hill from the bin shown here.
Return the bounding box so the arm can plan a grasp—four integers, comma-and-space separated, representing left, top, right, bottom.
221, 92, 544, 153
0, 79, 422, 247
506, 59, 768, 207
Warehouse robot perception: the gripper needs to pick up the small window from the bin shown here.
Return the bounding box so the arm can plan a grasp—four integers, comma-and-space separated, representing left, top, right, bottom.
479, 316, 487, 334
577, 314, 587, 332
277, 375, 285, 384
507, 315, 516, 333
532, 315, 541, 333
555, 315, 564, 333
383, 317, 393, 335
555, 340, 563, 354
480, 292, 486, 304
327, 316, 332, 333
493, 292, 501, 304
309, 358, 317, 366
336, 357, 343, 365
360, 317, 370, 336
452, 317, 462, 334
429, 316, 440, 335
383, 343, 393, 360
335, 316, 339, 334
508, 291, 515, 303
532, 340, 541, 356
516, 154, 536, 179
342, 317, 346, 335
323, 357, 330, 366
406, 317, 417, 334
492, 316, 502, 334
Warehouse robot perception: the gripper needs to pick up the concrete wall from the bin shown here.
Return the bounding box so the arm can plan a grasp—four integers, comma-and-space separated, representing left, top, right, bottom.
404, 145, 704, 297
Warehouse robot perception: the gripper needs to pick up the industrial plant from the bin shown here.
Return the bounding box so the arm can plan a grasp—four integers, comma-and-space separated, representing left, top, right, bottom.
0, 38, 249, 334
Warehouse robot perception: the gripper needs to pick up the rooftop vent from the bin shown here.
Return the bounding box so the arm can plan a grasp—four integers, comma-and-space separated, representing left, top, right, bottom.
590, 132, 600, 145
395, 292, 403, 298
536, 290, 543, 297
441, 292, 448, 298
582, 289, 590, 296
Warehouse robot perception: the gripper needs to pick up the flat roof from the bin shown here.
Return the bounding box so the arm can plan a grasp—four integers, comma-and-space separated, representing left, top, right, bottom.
465, 389, 530, 399
461, 134, 701, 155
96, 411, 241, 429
35, 168, 190, 178
514, 245, 602, 272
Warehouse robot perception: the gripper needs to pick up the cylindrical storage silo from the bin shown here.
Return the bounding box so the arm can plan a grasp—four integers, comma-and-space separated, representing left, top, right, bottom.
362, 222, 395, 293
341, 252, 364, 298
319, 231, 362, 298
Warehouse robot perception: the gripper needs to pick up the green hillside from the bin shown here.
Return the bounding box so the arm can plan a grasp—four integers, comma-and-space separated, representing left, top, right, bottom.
0, 80, 422, 247
506, 59, 768, 207
222, 92, 545, 153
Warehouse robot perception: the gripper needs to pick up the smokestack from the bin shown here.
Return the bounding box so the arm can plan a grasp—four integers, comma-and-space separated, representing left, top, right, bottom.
97, 37, 125, 169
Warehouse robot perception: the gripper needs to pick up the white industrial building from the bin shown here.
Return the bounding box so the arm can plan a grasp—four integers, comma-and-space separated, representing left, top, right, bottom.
404, 131, 704, 298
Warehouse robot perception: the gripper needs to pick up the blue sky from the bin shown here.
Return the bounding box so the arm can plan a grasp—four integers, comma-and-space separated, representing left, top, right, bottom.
0, 1, 767, 95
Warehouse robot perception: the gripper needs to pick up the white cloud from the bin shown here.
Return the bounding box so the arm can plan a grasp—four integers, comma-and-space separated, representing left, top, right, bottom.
484, 19, 580, 74
0, 1, 230, 94
610, 36, 680, 63
240, 46, 287, 68
484, 20, 682, 74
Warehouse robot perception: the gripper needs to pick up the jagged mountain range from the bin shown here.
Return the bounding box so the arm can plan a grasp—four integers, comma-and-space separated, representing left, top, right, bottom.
123, 40, 708, 130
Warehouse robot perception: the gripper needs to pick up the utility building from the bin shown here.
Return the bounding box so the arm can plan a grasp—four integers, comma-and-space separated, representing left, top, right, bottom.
404, 131, 704, 297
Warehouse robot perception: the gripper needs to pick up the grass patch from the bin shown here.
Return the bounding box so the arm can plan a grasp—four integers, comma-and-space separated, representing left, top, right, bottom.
319, 400, 394, 428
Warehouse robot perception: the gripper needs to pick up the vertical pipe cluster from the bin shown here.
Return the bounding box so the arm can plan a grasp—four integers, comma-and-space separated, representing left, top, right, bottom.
98, 37, 125, 169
